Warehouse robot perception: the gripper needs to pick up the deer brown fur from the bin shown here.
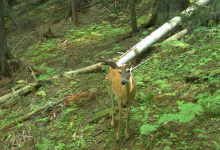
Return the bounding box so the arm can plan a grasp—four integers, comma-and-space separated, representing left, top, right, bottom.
106, 64, 136, 142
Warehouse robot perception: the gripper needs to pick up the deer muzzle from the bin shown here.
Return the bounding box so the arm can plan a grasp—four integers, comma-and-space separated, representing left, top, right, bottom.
121, 80, 127, 85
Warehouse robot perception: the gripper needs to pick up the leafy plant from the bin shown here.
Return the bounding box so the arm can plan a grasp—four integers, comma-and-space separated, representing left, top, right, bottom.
35, 138, 52, 150
158, 102, 203, 124
140, 92, 153, 103
196, 90, 220, 115
140, 124, 158, 135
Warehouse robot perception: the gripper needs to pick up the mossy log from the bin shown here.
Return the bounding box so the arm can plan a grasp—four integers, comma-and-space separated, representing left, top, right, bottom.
88, 107, 118, 123
49, 62, 104, 80
0, 83, 37, 106
164, 29, 188, 42
0, 63, 104, 105
0, 98, 65, 134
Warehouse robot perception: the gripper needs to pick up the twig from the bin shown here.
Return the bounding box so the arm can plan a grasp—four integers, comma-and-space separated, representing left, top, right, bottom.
131, 54, 157, 72
78, 124, 84, 147
28, 66, 37, 81
8, 15, 19, 30
102, 6, 116, 21
12, 31, 34, 52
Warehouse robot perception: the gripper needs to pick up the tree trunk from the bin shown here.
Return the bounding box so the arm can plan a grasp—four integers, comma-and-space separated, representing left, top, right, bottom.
129, 0, 138, 35
65, 0, 92, 21
71, 0, 77, 26
0, 0, 13, 79
65, 0, 77, 26
7, 0, 17, 7
65, 0, 72, 20
156, 0, 190, 27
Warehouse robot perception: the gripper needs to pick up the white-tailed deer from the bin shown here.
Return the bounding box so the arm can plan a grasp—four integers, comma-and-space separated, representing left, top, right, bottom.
106, 64, 136, 142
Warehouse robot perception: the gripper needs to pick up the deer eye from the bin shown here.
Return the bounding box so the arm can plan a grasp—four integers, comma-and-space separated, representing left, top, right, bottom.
126, 69, 130, 73
119, 70, 121, 74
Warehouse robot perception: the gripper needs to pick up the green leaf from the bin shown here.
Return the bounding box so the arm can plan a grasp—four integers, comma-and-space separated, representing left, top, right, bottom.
132, 114, 143, 121
137, 81, 144, 86
178, 102, 203, 123
12, 84, 25, 90
37, 117, 49, 122
140, 124, 157, 135
146, 92, 153, 101
63, 108, 78, 114
37, 91, 47, 97
55, 143, 65, 149
83, 125, 95, 132
37, 74, 50, 81
157, 113, 179, 124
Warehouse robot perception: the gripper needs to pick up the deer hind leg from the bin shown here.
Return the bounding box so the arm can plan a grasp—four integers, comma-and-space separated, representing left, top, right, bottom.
125, 104, 131, 140
116, 101, 122, 142
111, 93, 115, 127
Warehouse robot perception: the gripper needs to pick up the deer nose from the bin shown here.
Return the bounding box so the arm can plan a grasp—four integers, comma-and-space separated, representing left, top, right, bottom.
121, 80, 127, 85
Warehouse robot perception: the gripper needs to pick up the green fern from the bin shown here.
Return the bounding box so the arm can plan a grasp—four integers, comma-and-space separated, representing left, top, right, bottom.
157, 113, 180, 124
158, 102, 203, 125
140, 102, 203, 135
178, 102, 203, 123
196, 90, 220, 115
140, 124, 158, 135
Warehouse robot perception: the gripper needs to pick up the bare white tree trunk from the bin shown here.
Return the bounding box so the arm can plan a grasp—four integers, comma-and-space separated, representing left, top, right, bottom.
117, 0, 211, 66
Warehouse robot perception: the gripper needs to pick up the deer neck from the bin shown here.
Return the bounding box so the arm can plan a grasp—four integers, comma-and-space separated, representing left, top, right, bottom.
123, 76, 133, 94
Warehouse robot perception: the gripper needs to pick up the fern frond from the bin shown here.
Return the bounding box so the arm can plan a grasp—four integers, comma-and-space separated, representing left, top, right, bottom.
157, 103, 203, 125
178, 102, 203, 123
140, 124, 158, 135
157, 113, 180, 124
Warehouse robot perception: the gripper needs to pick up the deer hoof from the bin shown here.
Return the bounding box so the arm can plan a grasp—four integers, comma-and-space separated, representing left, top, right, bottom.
125, 133, 129, 141
111, 121, 114, 128
116, 134, 120, 143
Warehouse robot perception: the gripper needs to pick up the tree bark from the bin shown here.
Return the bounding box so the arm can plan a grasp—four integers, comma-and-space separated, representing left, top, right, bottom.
71, 0, 77, 26
129, 0, 138, 35
65, 0, 77, 26
65, 0, 92, 21
0, 0, 13, 79
7, 0, 17, 7
65, 0, 72, 20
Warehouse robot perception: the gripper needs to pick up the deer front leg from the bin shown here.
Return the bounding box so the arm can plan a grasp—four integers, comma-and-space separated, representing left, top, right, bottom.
125, 104, 131, 140
116, 101, 122, 142
111, 93, 114, 127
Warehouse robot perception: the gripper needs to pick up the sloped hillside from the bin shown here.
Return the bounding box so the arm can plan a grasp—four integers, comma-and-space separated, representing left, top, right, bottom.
0, 0, 219, 149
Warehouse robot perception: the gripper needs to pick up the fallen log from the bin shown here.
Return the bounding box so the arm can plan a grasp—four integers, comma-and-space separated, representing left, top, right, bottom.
116, 0, 211, 66
87, 107, 118, 123
49, 62, 103, 80
0, 97, 66, 134
0, 81, 51, 107
0, 83, 36, 106
0, 62, 104, 105
164, 29, 188, 42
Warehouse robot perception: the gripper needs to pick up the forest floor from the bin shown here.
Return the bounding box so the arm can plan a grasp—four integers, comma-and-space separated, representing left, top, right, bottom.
0, 1, 220, 150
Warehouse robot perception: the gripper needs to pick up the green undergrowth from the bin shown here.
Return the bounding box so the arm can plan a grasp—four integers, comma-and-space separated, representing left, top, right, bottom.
133, 26, 220, 149
66, 23, 129, 44
2, 25, 219, 149
1, 1, 220, 149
